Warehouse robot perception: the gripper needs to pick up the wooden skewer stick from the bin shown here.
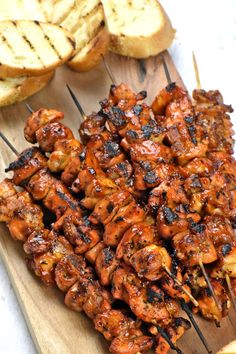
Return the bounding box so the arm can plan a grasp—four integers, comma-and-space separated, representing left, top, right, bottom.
162, 55, 172, 85
102, 55, 117, 85
226, 274, 236, 311
163, 265, 199, 307
198, 260, 221, 312
0, 132, 19, 156
66, 84, 87, 121
192, 51, 201, 90
181, 300, 212, 354
25, 103, 34, 113
156, 324, 183, 354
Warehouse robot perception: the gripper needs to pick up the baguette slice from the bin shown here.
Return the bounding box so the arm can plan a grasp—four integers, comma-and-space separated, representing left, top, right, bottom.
51, 0, 109, 72
0, 20, 75, 78
217, 341, 236, 354
0, 0, 53, 22
102, 0, 175, 58
0, 71, 54, 107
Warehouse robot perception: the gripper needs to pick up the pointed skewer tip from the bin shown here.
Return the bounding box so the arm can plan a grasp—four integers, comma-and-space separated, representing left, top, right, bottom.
66, 84, 87, 120
0, 131, 19, 156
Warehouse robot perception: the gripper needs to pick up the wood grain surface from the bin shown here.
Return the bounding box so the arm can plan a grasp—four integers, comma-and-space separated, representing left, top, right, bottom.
0, 51, 235, 354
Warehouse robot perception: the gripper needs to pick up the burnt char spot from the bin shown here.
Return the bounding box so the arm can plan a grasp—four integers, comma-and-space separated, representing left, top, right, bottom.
78, 230, 91, 244
115, 216, 124, 222
99, 98, 109, 108
221, 243, 232, 257
166, 82, 176, 92
79, 150, 86, 161
140, 161, 152, 171
189, 220, 206, 233
126, 130, 139, 139
191, 177, 202, 189
147, 287, 163, 303
137, 90, 147, 100
107, 202, 114, 213
117, 161, 130, 179
103, 248, 114, 265
141, 124, 153, 139
5, 147, 37, 172
143, 171, 158, 184
110, 107, 125, 127
133, 105, 143, 115
88, 168, 96, 175
56, 191, 78, 211
163, 207, 179, 224
188, 125, 197, 145
104, 141, 120, 157
184, 116, 194, 124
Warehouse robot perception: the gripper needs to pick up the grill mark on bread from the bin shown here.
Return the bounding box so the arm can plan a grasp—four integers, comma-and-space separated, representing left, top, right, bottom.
70, 19, 105, 60
54, 0, 77, 24
12, 21, 46, 68
34, 20, 62, 60
64, 3, 102, 34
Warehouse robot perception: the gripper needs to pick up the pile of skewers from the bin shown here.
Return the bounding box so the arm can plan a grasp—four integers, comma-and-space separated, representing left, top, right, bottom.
0, 58, 236, 354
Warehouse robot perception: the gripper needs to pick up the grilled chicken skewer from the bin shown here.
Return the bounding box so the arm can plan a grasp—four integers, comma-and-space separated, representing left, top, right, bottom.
0, 178, 157, 354
1, 137, 187, 354
191, 51, 236, 311
160, 55, 225, 314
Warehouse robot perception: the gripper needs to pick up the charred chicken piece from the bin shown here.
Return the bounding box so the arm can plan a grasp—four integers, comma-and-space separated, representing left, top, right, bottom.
95, 247, 119, 286
130, 244, 171, 281
193, 280, 230, 321
24, 108, 64, 143
172, 226, 218, 267
47, 138, 83, 173
63, 215, 101, 254
116, 223, 158, 264
109, 334, 153, 354
94, 309, 141, 341
151, 83, 187, 116
6, 147, 47, 186
152, 317, 191, 354
36, 122, 74, 152
28, 236, 74, 286
193, 89, 234, 154
55, 254, 89, 292
23, 229, 55, 254
89, 190, 132, 225
103, 200, 146, 246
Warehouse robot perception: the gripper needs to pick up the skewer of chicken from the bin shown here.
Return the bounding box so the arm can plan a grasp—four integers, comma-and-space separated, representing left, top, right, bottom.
0, 178, 157, 354
65, 68, 212, 352
192, 51, 236, 311
0, 134, 188, 352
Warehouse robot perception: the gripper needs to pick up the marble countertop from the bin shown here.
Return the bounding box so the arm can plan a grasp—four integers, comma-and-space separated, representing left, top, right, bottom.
0, 1, 236, 353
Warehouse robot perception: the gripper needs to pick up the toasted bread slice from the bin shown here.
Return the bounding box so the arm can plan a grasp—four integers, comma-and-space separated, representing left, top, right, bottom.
102, 0, 175, 58
0, 71, 54, 107
217, 341, 236, 354
51, 0, 109, 72
0, 20, 75, 78
0, 0, 53, 22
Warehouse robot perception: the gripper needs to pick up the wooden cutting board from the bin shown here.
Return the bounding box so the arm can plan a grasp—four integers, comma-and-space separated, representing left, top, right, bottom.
0, 51, 235, 354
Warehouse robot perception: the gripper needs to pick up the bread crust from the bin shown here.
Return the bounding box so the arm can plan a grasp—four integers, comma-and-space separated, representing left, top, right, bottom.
67, 26, 110, 72
0, 20, 75, 78
0, 71, 54, 107
103, 0, 175, 58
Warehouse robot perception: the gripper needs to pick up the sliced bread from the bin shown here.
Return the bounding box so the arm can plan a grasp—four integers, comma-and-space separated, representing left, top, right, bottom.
0, 0, 53, 22
0, 71, 54, 107
51, 0, 110, 72
0, 20, 75, 78
217, 341, 236, 354
102, 0, 175, 58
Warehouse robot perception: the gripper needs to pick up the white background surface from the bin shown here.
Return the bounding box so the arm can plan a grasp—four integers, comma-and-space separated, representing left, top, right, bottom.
0, 1, 236, 353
